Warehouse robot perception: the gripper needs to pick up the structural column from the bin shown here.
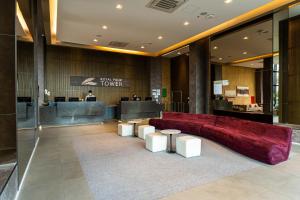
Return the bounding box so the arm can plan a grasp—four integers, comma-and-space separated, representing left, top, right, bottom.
262, 57, 273, 114
0, 1, 17, 151
32, 0, 45, 107
189, 38, 211, 114
149, 57, 170, 104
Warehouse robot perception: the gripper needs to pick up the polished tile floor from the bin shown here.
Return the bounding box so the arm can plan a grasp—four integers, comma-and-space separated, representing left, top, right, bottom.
17, 122, 300, 200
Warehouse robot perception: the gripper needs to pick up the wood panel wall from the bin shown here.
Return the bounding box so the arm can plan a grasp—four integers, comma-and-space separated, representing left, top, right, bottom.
222, 65, 256, 105
287, 15, 300, 124
45, 45, 150, 105
17, 41, 34, 98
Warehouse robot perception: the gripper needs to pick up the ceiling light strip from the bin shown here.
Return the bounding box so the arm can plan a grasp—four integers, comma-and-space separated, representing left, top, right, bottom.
49, 0, 58, 44
157, 0, 295, 56
54, 41, 156, 56
232, 52, 279, 64
16, 2, 32, 41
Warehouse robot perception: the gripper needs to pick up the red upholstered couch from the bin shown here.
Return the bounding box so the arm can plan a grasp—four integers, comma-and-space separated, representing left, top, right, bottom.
149, 112, 292, 165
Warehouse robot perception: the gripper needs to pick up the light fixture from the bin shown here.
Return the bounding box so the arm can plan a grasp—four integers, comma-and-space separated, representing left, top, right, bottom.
93, 39, 98, 42
224, 0, 233, 4
184, 21, 190, 26
213, 46, 218, 50
243, 51, 248, 55
141, 45, 145, 49
116, 4, 123, 10
177, 52, 181, 55
102, 25, 108, 30
219, 57, 223, 61
243, 36, 249, 40
158, 36, 163, 40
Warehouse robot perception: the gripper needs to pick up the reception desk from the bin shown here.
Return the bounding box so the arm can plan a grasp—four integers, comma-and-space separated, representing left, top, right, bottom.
40, 101, 109, 126
118, 101, 162, 120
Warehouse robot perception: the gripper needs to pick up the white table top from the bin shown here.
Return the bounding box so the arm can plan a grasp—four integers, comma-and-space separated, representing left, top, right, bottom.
160, 129, 181, 135
128, 120, 143, 124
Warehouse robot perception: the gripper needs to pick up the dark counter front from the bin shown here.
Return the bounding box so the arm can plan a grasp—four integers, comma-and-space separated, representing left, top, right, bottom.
213, 109, 273, 124
40, 101, 113, 126
118, 101, 163, 120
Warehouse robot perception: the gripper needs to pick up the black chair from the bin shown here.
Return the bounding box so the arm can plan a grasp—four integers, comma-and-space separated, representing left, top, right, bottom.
86, 97, 96, 101
54, 97, 66, 102
120, 97, 129, 101
17, 97, 32, 102
69, 97, 79, 102
145, 97, 152, 101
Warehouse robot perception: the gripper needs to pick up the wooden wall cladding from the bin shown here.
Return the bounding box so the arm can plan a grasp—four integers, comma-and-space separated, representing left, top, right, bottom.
45, 45, 150, 105
222, 64, 256, 105
287, 16, 300, 124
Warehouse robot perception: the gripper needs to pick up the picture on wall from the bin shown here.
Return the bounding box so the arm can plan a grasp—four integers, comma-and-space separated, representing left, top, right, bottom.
236, 86, 249, 97
225, 90, 236, 97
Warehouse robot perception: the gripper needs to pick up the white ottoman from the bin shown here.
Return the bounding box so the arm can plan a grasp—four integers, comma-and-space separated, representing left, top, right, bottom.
118, 124, 133, 136
176, 136, 201, 158
138, 125, 155, 140
145, 133, 167, 152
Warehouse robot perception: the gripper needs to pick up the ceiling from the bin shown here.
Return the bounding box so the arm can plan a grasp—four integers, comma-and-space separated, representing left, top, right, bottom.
211, 19, 273, 64
56, 0, 273, 53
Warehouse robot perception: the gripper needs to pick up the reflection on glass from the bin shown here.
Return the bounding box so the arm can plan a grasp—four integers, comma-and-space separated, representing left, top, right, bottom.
17, 41, 36, 184
210, 19, 273, 114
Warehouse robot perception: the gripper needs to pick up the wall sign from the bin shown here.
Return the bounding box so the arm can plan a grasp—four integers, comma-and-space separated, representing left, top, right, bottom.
70, 76, 130, 87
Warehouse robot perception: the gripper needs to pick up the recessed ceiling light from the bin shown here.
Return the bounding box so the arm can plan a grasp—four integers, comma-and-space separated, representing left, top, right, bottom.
93, 39, 98, 42
116, 4, 123, 10
224, 0, 233, 4
184, 21, 190, 26
141, 45, 145, 49
177, 52, 181, 55
243, 36, 249, 40
213, 46, 218, 50
243, 51, 248, 55
219, 57, 223, 61
158, 36, 163, 40
102, 25, 108, 30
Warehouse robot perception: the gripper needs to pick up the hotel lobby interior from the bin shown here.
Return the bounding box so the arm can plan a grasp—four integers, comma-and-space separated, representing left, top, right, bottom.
1, 0, 300, 199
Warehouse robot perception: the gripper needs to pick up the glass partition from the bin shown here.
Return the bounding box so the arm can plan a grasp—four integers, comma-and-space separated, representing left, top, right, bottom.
210, 19, 273, 116
16, 40, 37, 183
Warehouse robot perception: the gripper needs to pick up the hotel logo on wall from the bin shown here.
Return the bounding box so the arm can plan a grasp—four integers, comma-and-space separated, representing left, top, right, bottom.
70, 76, 130, 87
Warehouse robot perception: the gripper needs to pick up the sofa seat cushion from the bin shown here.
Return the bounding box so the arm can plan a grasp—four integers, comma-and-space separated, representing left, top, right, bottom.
201, 124, 289, 164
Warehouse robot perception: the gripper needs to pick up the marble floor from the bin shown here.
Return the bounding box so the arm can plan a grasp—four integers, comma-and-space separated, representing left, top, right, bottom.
17, 122, 300, 200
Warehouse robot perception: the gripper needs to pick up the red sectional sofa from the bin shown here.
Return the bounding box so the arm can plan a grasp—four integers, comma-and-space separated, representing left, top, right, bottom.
149, 112, 292, 165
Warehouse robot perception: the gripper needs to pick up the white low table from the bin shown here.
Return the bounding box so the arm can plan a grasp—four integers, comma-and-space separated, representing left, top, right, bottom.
128, 120, 142, 137
160, 129, 181, 153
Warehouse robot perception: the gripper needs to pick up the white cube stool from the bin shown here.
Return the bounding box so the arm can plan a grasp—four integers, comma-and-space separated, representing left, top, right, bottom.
145, 133, 167, 152
176, 136, 201, 158
138, 125, 155, 140
118, 124, 133, 136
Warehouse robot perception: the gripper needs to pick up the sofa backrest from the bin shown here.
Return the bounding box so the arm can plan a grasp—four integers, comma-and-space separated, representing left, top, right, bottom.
215, 116, 292, 142
163, 112, 216, 125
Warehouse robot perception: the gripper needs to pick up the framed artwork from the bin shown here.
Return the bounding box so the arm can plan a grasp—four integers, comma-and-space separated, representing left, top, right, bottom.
236, 86, 249, 97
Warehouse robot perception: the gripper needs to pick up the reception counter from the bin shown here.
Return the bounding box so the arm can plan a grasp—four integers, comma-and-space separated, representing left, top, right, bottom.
40, 101, 111, 126
118, 101, 162, 120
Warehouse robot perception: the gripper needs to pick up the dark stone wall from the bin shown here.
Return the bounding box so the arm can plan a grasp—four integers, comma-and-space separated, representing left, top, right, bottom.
0, 0, 16, 151
189, 38, 211, 114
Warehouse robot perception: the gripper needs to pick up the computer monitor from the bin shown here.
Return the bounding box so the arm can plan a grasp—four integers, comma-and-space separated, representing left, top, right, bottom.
17, 97, 31, 102
120, 97, 129, 101
54, 97, 66, 102
145, 97, 152, 101
86, 97, 96, 101
69, 97, 79, 102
